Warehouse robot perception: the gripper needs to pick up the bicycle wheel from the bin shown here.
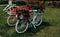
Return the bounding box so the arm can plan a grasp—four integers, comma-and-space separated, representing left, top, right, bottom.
35, 18, 42, 26
7, 15, 17, 26
15, 20, 29, 33
34, 13, 43, 26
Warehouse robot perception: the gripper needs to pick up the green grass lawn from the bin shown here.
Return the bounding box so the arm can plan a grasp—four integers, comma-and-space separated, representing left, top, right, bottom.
0, 6, 60, 37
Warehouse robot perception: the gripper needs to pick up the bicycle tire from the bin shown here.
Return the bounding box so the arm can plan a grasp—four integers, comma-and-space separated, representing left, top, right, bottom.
15, 20, 29, 33
7, 15, 17, 26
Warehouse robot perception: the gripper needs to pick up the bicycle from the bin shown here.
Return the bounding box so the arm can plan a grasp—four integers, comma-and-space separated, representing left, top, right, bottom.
15, 9, 43, 33
3, 0, 43, 33
3, 0, 17, 26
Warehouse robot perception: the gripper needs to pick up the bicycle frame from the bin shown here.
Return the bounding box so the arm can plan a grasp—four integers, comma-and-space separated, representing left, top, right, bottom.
29, 10, 43, 29
17, 10, 43, 29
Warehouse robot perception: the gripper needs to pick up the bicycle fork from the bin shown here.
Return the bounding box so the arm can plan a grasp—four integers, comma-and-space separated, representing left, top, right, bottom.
31, 14, 37, 29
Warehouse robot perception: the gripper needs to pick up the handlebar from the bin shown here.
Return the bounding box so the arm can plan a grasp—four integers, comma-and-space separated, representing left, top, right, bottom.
3, 4, 16, 12
29, 10, 38, 12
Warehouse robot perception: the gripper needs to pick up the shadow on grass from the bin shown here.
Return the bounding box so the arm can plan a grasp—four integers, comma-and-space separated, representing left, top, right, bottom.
1, 21, 51, 37
3, 20, 51, 34
26, 21, 51, 33
13, 21, 51, 37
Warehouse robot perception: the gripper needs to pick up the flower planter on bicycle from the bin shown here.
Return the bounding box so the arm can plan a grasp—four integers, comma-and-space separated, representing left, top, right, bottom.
3, 0, 44, 33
